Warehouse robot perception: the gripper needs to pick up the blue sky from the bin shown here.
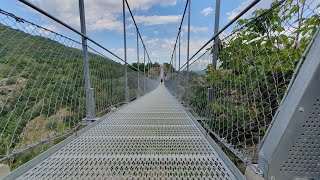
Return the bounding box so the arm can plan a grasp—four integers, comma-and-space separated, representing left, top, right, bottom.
0, 0, 274, 65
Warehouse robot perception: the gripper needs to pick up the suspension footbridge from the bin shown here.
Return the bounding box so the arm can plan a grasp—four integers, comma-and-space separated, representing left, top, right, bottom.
8, 70, 243, 179
0, 0, 319, 179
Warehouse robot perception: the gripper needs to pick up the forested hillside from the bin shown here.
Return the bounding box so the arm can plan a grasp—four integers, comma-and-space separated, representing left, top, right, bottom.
0, 22, 158, 168
166, 0, 319, 163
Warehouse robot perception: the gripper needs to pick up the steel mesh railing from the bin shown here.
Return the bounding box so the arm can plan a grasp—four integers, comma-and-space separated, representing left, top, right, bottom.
166, 0, 319, 169
0, 8, 158, 168
88, 47, 125, 115
0, 10, 86, 163
89, 48, 156, 114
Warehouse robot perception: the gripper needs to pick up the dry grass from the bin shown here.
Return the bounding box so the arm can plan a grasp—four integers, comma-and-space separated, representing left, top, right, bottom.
15, 107, 72, 150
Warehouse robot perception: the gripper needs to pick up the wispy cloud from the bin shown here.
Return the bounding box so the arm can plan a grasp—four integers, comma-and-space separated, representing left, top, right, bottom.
182, 25, 208, 34
201, 7, 214, 16
134, 15, 181, 25
28, 0, 178, 31
147, 37, 209, 63
226, 0, 272, 20
145, 38, 160, 47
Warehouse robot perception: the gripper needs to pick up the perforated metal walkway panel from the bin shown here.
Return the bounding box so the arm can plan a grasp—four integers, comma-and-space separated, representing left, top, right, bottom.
6, 85, 244, 179
258, 30, 320, 179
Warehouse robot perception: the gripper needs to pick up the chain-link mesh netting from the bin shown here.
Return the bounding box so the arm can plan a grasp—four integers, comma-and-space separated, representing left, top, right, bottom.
88, 47, 126, 115
0, 9, 86, 164
89, 47, 157, 114
0, 9, 158, 167
122, 6, 159, 102
166, 0, 319, 167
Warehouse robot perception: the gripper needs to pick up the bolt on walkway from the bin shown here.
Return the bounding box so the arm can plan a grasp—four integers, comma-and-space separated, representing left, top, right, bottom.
10, 85, 243, 179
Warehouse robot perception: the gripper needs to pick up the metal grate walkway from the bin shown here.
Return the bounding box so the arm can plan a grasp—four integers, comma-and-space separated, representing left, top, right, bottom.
11, 85, 243, 179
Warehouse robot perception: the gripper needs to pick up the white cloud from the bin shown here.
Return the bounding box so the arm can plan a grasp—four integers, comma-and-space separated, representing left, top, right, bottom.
161, 38, 176, 50
147, 37, 209, 64
182, 25, 208, 34
227, 0, 320, 21
145, 38, 160, 47
42, 24, 61, 33
150, 0, 320, 63
201, 7, 214, 16
24, 0, 216, 64
226, 0, 272, 20
112, 47, 137, 63
189, 58, 211, 71
134, 15, 181, 25
88, 14, 123, 31
28, 0, 178, 31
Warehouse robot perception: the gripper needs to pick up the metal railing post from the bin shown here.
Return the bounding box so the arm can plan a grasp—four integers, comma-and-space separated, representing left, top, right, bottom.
147, 60, 149, 78
79, 0, 95, 119
174, 46, 177, 73
179, 28, 181, 71
172, 53, 174, 74
149, 59, 151, 78
136, 29, 140, 97
170, 60, 172, 79
123, 0, 129, 102
186, 0, 191, 101
147, 60, 149, 79
143, 48, 146, 94
209, 0, 221, 102
212, 0, 220, 68
174, 46, 177, 94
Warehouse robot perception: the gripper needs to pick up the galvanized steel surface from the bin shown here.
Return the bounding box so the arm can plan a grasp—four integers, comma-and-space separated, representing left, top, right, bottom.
16, 85, 239, 179
258, 29, 320, 180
